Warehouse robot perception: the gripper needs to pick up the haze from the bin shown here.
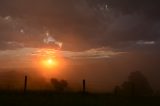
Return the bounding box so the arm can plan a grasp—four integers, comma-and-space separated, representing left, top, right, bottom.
0, 0, 160, 92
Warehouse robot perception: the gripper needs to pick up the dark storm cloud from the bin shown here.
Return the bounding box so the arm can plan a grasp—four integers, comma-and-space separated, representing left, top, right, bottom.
0, 15, 44, 49
107, 0, 160, 19
90, 0, 160, 50
0, 0, 160, 51
104, 0, 160, 50
0, 0, 104, 50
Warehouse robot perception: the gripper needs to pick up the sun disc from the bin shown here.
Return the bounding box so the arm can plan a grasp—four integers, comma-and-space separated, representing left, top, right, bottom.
47, 59, 53, 64
42, 58, 58, 69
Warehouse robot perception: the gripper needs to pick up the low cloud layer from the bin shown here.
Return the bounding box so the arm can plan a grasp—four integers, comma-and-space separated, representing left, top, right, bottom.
0, 47, 125, 68
32, 47, 125, 60
136, 40, 156, 45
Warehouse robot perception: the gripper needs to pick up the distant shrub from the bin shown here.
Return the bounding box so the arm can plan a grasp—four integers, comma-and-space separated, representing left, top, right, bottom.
50, 78, 68, 92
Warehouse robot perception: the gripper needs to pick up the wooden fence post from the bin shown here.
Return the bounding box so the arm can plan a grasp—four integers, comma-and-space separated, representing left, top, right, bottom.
24, 75, 27, 93
83, 79, 86, 93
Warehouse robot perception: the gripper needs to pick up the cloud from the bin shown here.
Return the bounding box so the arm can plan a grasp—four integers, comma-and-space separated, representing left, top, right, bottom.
61, 48, 125, 59
0, 15, 63, 50
31, 47, 125, 59
7, 41, 24, 47
0, 46, 126, 68
0, 41, 24, 50
136, 40, 156, 45
43, 32, 63, 49
0, 16, 12, 22
0, 0, 160, 51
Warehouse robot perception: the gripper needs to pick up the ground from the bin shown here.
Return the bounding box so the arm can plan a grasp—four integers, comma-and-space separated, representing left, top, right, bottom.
0, 92, 159, 106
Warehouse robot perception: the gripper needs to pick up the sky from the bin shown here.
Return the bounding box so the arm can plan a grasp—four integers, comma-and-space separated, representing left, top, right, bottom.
0, 0, 160, 92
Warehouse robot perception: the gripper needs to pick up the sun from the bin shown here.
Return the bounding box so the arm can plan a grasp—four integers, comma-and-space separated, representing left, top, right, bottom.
47, 59, 54, 65
42, 58, 58, 69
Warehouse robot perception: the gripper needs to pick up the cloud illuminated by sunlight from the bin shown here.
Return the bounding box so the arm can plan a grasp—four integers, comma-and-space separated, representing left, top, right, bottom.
0, 47, 126, 68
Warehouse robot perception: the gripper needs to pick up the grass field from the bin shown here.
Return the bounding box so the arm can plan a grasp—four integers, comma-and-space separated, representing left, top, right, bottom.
0, 91, 159, 106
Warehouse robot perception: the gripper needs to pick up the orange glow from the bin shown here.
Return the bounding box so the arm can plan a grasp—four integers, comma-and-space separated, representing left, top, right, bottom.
42, 58, 58, 69
31, 49, 68, 79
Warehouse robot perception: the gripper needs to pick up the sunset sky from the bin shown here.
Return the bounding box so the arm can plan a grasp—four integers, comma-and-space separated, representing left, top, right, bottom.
0, 0, 160, 92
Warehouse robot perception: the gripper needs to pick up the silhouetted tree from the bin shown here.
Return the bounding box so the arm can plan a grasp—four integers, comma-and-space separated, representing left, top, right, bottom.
50, 78, 68, 92
121, 71, 153, 96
